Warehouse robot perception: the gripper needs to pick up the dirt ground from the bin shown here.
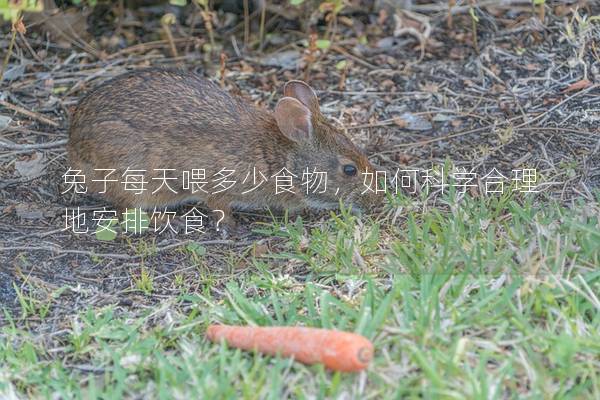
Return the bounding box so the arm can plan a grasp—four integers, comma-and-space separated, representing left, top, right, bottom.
1, 0, 599, 328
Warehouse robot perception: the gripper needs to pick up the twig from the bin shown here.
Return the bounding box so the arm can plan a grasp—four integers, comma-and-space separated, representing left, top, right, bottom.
0, 175, 49, 189
0, 139, 67, 150
259, 2, 266, 52
0, 100, 60, 128
106, 38, 196, 60
18, 31, 47, 65
220, 52, 227, 87
303, 33, 317, 82
359, 81, 598, 153
0, 240, 235, 260
66, 364, 106, 373
514, 84, 599, 129
0, 21, 18, 82
35, 11, 102, 59
10, 228, 69, 242
411, 0, 535, 14
199, 5, 215, 51
161, 14, 179, 59
448, 0, 455, 28
243, 0, 250, 48
469, 0, 479, 54
393, 10, 431, 62
331, 45, 378, 70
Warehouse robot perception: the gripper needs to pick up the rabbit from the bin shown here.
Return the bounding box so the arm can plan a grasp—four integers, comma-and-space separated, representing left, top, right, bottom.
67, 68, 382, 231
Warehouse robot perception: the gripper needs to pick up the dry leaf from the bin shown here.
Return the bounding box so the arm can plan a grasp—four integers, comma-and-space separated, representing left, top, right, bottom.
563, 79, 592, 93
380, 79, 395, 90
491, 83, 505, 94
252, 242, 270, 258
449, 47, 467, 60
14, 18, 26, 34
394, 113, 432, 131
15, 152, 46, 179
393, 117, 408, 128
420, 82, 439, 93
393, 152, 413, 164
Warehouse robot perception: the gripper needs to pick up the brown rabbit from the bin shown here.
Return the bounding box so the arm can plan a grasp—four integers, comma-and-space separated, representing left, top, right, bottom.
67, 68, 382, 229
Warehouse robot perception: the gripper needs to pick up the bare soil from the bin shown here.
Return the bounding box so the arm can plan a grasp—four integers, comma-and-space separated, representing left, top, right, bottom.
0, 0, 598, 327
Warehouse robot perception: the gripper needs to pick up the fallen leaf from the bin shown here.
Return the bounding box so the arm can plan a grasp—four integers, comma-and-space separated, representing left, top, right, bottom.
315, 39, 331, 50
186, 242, 207, 256
449, 47, 467, 60
563, 79, 592, 93
420, 82, 439, 93
393, 152, 413, 164
335, 60, 348, 70
14, 18, 26, 34
338, 16, 353, 27
380, 79, 395, 90
252, 242, 270, 258
25, 7, 90, 48
491, 83, 505, 94
394, 112, 432, 131
432, 114, 454, 122
393, 117, 407, 128
15, 152, 46, 179
239, 61, 254, 74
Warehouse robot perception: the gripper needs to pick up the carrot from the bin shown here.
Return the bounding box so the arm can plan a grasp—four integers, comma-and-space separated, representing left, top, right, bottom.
206, 325, 373, 372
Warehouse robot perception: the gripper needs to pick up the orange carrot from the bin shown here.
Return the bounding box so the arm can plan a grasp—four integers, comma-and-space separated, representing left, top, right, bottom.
206, 325, 373, 372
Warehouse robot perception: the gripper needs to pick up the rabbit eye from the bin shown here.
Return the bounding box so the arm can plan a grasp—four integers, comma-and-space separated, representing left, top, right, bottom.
343, 164, 357, 176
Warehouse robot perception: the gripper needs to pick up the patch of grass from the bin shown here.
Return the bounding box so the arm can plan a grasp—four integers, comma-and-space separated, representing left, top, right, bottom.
256, 205, 382, 276
1, 194, 599, 398
13, 283, 52, 321
133, 266, 155, 295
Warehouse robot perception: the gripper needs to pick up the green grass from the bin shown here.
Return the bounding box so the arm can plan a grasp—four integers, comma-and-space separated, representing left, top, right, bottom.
1, 193, 599, 399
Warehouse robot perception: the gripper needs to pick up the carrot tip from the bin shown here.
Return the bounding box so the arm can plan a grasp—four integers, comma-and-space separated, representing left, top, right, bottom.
357, 346, 373, 364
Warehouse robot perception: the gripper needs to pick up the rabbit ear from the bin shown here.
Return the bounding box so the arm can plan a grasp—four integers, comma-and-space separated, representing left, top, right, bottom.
283, 80, 319, 112
274, 97, 313, 144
